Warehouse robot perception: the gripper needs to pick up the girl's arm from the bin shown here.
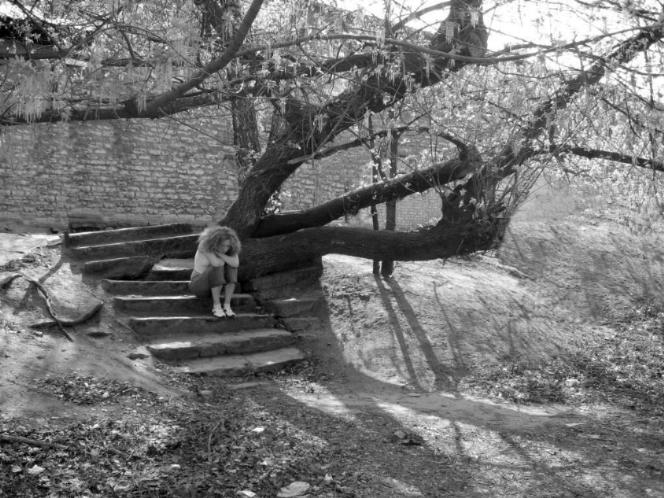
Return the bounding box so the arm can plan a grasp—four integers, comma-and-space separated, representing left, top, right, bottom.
218, 252, 239, 268
203, 251, 226, 267
203, 250, 239, 268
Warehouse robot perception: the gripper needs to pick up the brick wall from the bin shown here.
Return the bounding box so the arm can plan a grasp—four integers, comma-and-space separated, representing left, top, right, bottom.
0, 113, 239, 229
0, 116, 442, 231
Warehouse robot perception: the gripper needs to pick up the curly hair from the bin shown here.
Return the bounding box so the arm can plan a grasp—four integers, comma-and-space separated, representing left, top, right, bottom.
198, 225, 241, 256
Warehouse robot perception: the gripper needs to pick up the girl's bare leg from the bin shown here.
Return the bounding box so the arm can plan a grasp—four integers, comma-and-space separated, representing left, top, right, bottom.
211, 286, 225, 317
223, 283, 236, 317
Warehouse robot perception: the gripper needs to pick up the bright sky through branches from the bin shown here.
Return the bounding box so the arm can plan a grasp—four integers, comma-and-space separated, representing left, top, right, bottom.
335, 0, 628, 52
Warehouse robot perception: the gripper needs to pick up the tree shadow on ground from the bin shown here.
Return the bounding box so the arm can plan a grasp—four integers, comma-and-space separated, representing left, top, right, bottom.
221, 286, 661, 496
231, 238, 664, 496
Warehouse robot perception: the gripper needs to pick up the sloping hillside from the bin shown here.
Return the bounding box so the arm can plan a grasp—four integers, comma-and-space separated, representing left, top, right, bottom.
2, 189, 664, 495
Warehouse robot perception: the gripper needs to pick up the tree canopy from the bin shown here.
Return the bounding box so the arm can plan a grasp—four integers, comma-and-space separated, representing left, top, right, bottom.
2, 0, 663, 276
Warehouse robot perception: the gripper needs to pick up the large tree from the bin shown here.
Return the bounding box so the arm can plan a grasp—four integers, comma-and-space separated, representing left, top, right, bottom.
1, 0, 663, 277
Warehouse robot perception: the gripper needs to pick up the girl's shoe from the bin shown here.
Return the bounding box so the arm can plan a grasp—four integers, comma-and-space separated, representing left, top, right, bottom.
223, 306, 236, 318
212, 305, 226, 318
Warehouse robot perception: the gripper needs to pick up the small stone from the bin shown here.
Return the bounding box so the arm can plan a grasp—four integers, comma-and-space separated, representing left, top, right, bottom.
87, 330, 111, 338
277, 481, 311, 497
27, 465, 45, 475
128, 347, 150, 360
238, 491, 257, 497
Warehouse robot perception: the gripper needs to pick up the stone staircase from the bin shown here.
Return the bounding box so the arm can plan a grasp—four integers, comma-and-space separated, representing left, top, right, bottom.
65, 223, 316, 376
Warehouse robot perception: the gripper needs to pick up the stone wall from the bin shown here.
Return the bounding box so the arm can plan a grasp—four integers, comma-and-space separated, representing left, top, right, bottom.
0, 113, 239, 229
0, 116, 442, 231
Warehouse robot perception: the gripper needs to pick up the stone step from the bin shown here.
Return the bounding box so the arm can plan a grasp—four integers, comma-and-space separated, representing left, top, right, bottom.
102, 279, 192, 295
145, 258, 194, 281
280, 316, 321, 333
69, 234, 197, 261
65, 223, 196, 248
263, 295, 323, 317
170, 346, 306, 376
114, 294, 257, 315
128, 313, 277, 338
146, 328, 296, 361
83, 256, 158, 279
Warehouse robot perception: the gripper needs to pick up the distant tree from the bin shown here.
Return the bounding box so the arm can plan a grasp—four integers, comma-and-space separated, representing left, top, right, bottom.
1, 0, 663, 277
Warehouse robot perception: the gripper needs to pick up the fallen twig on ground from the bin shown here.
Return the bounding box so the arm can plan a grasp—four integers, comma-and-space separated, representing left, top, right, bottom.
0, 434, 68, 450
0, 272, 103, 341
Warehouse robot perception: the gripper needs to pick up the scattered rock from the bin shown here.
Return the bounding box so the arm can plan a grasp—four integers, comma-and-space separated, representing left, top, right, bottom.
127, 347, 150, 360
87, 330, 111, 338
390, 430, 424, 446
277, 481, 311, 497
27, 465, 45, 475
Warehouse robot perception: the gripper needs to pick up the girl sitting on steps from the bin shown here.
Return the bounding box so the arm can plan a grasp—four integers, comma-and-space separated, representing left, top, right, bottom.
188, 225, 241, 318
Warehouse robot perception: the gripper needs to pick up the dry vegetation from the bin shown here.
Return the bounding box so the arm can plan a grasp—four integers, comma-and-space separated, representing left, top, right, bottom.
1, 172, 664, 497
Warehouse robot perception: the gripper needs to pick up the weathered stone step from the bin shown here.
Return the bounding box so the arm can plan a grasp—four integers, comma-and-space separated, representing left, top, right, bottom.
146, 329, 295, 361
83, 256, 158, 279
69, 234, 197, 261
114, 294, 256, 315
146, 259, 194, 281
170, 346, 306, 376
280, 316, 321, 333
102, 279, 191, 295
128, 314, 277, 338
263, 295, 323, 317
65, 223, 196, 248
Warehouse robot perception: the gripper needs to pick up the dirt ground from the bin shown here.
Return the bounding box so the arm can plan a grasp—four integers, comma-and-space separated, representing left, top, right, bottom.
1, 183, 664, 497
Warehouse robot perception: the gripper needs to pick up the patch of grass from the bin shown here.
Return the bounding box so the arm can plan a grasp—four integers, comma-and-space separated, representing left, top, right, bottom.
462, 302, 664, 414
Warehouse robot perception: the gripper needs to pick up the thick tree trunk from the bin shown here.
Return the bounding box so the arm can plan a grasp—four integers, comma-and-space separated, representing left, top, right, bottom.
238, 213, 505, 280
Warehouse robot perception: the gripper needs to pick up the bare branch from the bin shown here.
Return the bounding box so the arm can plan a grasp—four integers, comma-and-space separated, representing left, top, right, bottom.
552, 145, 664, 172
255, 147, 481, 237
142, 0, 264, 116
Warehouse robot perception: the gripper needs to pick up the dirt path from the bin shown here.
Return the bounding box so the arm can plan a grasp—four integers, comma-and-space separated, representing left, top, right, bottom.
1, 211, 664, 496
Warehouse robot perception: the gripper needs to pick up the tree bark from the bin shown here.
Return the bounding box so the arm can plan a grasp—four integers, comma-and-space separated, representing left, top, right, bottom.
381, 126, 400, 277
252, 150, 479, 237
239, 213, 505, 279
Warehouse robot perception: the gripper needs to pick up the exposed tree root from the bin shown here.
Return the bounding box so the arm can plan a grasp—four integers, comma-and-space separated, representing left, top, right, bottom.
0, 272, 103, 342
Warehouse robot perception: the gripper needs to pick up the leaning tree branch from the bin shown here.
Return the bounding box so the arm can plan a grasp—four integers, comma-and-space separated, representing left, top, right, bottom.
239, 214, 505, 279
550, 145, 664, 172
253, 146, 481, 237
